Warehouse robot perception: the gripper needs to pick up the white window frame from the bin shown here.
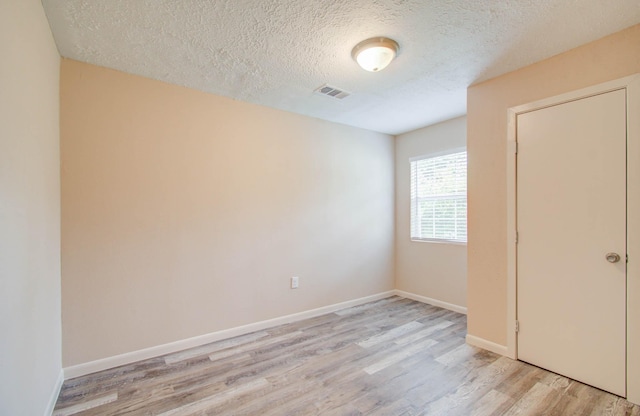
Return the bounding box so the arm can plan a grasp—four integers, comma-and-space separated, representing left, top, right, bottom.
410, 147, 467, 244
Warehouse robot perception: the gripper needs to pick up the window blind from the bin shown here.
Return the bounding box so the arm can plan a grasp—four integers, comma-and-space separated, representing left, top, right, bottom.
410, 150, 467, 243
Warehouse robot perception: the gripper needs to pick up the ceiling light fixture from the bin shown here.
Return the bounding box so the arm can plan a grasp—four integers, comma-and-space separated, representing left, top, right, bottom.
351, 37, 399, 72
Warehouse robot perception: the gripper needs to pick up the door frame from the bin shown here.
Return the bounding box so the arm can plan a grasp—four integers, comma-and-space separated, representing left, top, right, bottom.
505, 73, 640, 403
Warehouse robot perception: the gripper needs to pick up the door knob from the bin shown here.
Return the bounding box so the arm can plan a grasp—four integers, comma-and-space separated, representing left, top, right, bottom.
606, 252, 621, 263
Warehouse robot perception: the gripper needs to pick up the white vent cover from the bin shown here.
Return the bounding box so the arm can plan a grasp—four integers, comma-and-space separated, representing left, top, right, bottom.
314, 84, 350, 99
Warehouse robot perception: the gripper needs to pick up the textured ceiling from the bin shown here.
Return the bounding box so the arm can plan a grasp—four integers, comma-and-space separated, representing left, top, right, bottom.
41, 0, 640, 135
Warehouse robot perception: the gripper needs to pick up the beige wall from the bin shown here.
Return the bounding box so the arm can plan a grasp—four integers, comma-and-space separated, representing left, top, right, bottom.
0, 0, 62, 414
467, 24, 640, 346
60, 59, 395, 366
395, 116, 467, 308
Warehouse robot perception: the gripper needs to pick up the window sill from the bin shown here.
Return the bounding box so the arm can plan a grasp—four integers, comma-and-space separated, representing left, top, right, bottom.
410, 238, 467, 246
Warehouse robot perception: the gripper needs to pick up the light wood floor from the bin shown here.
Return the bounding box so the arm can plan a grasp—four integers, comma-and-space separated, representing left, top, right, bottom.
54, 296, 640, 415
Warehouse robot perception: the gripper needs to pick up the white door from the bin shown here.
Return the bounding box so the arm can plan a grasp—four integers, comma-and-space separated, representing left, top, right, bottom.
516, 89, 627, 396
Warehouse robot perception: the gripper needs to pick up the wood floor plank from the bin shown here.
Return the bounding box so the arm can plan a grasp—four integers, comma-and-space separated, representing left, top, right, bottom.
501, 382, 559, 416
363, 338, 438, 375
157, 377, 270, 416
469, 389, 513, 416
163, 330, 270, 365
52, 393, 118, 416
421, 356, 516, 415
53, 296, 640, 415
393, 320, 454, 345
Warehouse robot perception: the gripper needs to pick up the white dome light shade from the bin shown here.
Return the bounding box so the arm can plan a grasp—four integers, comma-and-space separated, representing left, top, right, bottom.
351, 37, 399, 72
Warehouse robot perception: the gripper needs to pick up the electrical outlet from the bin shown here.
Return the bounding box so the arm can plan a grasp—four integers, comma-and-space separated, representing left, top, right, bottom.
291, 276, 299, 289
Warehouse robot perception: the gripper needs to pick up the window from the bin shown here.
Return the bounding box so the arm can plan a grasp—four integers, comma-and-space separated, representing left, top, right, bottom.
410, 149, 467, 243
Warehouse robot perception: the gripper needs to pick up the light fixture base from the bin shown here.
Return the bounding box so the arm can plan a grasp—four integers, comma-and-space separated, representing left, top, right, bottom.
351, 37, 399, 72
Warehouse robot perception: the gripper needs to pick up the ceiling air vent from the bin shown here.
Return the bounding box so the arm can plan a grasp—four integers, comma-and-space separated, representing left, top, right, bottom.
314, 84, 350, 100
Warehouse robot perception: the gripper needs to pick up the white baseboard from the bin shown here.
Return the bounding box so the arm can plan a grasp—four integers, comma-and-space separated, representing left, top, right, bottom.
64, 291, 395, 379
45, 369, 64, 416
393, 290, 467, 315
465, 334, 510, 357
